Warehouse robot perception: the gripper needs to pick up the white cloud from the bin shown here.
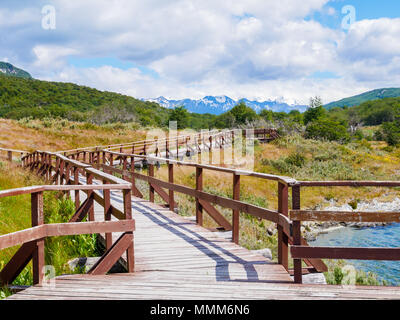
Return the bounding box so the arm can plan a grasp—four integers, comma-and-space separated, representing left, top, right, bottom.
0, 0, 400, 105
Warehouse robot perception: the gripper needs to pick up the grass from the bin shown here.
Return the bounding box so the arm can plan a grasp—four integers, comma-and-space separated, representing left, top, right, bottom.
324, 260, 390, 286
0, 161, 101, 299
0, 118, 147, 152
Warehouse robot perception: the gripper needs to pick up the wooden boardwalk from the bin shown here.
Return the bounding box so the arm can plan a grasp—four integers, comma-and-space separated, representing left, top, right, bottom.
7, 188, 400, 300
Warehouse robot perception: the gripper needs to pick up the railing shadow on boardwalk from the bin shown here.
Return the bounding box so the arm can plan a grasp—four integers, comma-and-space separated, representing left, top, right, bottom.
108, 190, 292, 284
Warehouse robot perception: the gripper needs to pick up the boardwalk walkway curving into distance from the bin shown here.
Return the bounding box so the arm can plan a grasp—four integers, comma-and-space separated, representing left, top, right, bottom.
7, 188, 400, 300
3, 129, 400, 300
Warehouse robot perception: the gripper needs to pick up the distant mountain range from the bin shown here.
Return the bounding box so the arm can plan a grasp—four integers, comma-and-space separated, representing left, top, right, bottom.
0, 62, 32, 79
146, 96, 308, 115
324, 88, 400, 109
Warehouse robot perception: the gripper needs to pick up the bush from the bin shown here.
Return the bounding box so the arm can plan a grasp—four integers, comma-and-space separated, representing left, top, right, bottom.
285, 152, 306, 167
379, 121, 400, 146
305, 119, 350, 143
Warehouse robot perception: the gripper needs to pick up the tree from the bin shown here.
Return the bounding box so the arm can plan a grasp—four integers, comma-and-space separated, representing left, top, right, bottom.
213, 112, 235, 129
303, 96, 326, 125
305, 118, 350, 142
168, 106, 190, 129
229, 102, 258, 125
378, 121, 400, 146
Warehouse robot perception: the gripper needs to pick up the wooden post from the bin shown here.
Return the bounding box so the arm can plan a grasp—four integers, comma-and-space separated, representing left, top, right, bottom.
54, 157, 60, 184
86, 172, 94, 221
31, 191, 44, 285
103, 180, 112, 250
278, 182, 289, 271
74, 167, 80, 211
7, 151, 12, 162
292, 185, 302, 283
45, 154, 50, 180
130, 156, 136, 196
122, 157, 128, 181
149, 163, 154, 202
59, 160, 65, 185
195, 167, 203, 226
232, 173, 240, 244
65, 163, 71, 189
168, 163, 174, 211
109, 153, 113, 167
123, 189, 134, 273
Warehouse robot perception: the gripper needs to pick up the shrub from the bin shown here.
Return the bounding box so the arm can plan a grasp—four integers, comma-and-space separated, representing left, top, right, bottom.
305, 119, 350, 143
285, 152, 306, 167
380, 121, 400, 146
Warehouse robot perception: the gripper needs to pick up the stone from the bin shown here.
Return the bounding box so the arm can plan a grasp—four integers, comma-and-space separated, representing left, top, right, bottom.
291, 273, 327, 285
68, 257, 126, 274
266, 228, 274, 236
251, 248, 272, 260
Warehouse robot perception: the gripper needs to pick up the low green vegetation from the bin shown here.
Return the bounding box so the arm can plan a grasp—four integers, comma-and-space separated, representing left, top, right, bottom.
0, 161, 101, 299
324, 260, 389, 286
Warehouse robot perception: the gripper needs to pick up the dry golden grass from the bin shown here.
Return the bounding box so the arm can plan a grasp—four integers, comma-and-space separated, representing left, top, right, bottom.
0, 118, 147, 152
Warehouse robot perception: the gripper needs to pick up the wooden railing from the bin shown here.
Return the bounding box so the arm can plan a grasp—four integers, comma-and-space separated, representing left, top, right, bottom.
290, 181, 400, 283
64, 147, 328, 275
0, 151, 136, 286
8, 129, 400, 286
59, 128, 280, 161
0, 148, 27, 162
59, 129, 224, 157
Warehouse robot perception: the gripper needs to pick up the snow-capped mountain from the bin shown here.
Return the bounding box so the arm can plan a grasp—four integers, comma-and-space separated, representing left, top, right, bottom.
146, 96, 307, 115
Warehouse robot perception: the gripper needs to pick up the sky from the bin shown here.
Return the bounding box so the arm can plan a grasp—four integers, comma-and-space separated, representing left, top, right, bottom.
0, 0, 400, 105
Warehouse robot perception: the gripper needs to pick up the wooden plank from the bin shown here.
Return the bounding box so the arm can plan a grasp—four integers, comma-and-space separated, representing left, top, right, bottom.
277, 182, 289, 271
88, 233, 134, 275
196, 167, 203, 226
291, 210, 400, 223
298, 181, 400, 187
0, 226, 45, 250
0, 241, 35, 285
68, 196, 94, 223
232, 173, 240, 244
291, 246, 400, 260
198, 200, 232, 231
0, 186, 45, 199
45, 220, 135, 237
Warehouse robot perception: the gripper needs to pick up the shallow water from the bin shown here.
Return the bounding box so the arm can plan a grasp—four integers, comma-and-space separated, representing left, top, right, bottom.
309, 223, 400, 285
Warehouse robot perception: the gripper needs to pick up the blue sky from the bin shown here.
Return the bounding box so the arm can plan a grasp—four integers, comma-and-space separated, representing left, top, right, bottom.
0, 1, 399, 104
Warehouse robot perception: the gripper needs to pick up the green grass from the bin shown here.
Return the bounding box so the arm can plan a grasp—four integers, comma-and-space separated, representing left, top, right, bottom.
0, 161, 102, 299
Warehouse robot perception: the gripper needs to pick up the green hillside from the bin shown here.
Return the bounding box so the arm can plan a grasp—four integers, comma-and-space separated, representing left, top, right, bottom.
0, 62, 32, 79
325, 88, 400, 109
0, 73, 174, 127
0, 72, 218, 128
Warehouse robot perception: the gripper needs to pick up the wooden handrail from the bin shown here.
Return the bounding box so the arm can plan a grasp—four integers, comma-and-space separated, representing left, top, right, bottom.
102, 150, 297, 186
17, 129, 400, 287
298, 181, 400, 187
0, 220, 135, 251
290, 182, 400, 284
0, 149, 136, 286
